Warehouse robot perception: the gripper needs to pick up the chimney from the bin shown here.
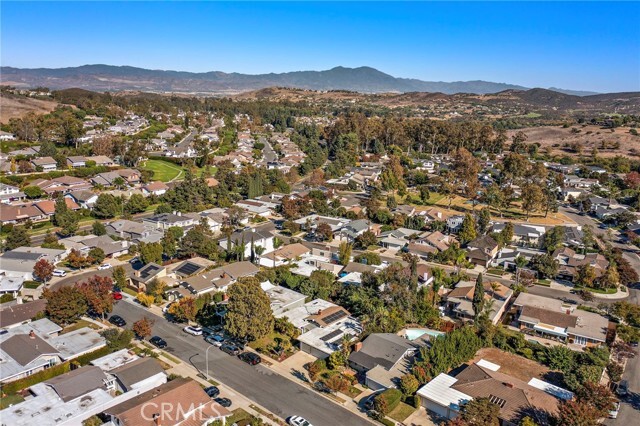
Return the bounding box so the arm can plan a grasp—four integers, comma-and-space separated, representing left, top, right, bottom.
153, 413, 161, 426
29, 330, 36, 339
354, 342, 363, 352
504, 382, 514, 388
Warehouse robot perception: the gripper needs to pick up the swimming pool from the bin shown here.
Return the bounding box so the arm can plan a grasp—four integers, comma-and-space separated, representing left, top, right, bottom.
404, 328, 445, 341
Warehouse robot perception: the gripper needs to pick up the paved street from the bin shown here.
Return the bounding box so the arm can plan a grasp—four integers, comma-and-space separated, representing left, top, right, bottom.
112, 299, 373, 426
261, 137, 278, 164
604, 351, 640, 426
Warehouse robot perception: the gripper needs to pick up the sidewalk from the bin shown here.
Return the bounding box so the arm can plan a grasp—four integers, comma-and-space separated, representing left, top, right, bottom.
138, 341, 285, 425
257, 350, 375, 424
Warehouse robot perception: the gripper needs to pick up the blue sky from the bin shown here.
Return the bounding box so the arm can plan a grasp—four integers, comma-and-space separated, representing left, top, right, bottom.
2, 1, 639, 92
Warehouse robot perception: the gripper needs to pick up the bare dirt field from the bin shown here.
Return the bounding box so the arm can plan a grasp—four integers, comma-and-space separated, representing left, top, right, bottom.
471, 347, 550, 382
0, 93, 58, 123
507, 125, 640, 158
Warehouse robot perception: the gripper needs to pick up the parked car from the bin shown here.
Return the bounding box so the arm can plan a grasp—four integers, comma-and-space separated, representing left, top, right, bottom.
288, 416, 312, 426
204, 386, 220, 398
52, 269, 67, 277
205, 334, 226, 347
98, 263, 112, 270
112, 292, 123, 300
220, 344, 240, 356
230, 338, 247, 350
238, 352, 262, 365
609, 401, 620, 419
109, 315, 126, 327
183, 326, 203, 336
201, 326, 221, 336
214, 397, 232, 408
149, 336, 167, 349
616, 380, 628, 396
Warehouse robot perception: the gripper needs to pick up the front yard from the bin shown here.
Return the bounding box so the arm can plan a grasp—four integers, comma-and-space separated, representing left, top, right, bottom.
388, 401, 417, 422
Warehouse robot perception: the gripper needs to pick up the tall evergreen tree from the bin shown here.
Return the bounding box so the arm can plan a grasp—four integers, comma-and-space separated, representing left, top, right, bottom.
472, 273, 485, 322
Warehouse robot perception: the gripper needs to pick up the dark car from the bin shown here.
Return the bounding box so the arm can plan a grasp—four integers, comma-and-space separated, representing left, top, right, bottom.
149, 336, 167, 349
204, 386, 220, 398
238, 352, 262, 365
220, 344, 240, 356
214, 397, 232, 408
230, 339, 247, 350
109, 315, 126, 327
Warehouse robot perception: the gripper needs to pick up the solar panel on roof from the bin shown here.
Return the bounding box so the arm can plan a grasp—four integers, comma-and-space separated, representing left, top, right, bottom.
176, 262, 200, 276
323, 310, 348, 325
139, 265, 160, 279
320, 329, 343, 342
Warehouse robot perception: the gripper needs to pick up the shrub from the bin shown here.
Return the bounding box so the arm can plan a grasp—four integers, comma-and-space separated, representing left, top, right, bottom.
374, 388, 403, 415
307, 359, 326, 381
0, 362, 71, 394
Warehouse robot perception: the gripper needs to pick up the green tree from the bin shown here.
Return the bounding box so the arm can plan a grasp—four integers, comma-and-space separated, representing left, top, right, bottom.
4, 226, 31, 250
399, 373, 419, 395
167, 297, 198, 322
541, 226, 564, 253
575, 264, 597, 288
477, 208, 491, 235
87, 247, 106, 265
93, 194, 121, 219
460, 397, 501, 426
23, 185, 44, 199
139, 242, 163, 265
499, 222, 514, 246
43, 286, 87, 325
124, 194, 149, 214
354, 230, 377, 249
472, 273, 485, 323
459, 213, 478, 245
225, 276, 274, 341
41, 230, 65, 249
529, 254, 559, 279
112, 266, 128, 290
91, 221, 107, 236
521, 183, 545, 220
338, 241, 352, 265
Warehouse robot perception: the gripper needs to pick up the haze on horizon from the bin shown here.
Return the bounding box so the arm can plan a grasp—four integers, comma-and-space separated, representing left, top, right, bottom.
2, 1, 639, 93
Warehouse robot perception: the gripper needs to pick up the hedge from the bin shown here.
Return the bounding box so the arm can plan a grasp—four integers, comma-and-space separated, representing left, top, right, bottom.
0, 344, 115, 395
0, 362, 71, 394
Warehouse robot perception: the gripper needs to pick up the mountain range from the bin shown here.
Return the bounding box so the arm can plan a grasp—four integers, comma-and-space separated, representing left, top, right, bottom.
0, 65, 599, 96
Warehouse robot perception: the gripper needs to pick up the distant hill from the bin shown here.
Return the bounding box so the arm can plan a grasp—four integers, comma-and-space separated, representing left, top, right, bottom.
0, 64, 598, 96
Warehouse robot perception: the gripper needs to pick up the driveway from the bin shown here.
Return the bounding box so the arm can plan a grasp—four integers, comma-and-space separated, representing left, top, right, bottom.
112, 299, 373, 426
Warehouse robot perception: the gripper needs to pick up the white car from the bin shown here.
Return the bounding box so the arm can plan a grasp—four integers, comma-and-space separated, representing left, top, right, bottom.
609, 401, 620, 419
52, 269, 67, 277
183, 326, 203, 336
288, 416, 312, 426
98, 263, 112, 270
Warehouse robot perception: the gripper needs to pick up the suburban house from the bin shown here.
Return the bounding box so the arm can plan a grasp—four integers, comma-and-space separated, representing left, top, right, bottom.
552, 247, 609, 281
60, 234, 130, 258
169, 261, 260, 298
0, 299, 47, 330
0, 318, 106, 383
236, 198, 278, 217
0, 276, 24, 298
259, 243, 311, 267
348, 333, 419, 390
31, 156, 58, 172
142, 181, 169, 196
492, 222, 546, 247
86, 155, 115, 166
142, 212, 196, 230
106, 219, 163, 244
446, 215, 465, 233
294, 214, 351, 232
261, 280, 307, 316
66, 156, 87, 168
466, 235, 500, 268
512, 293, 609, 346
444, 281, 513, 325
128, 263, 169, 292
338, 219, 371, 242
104, 378, 231, 426
378, 227, 420, 250
278, 299, 362, 359
0, 248, 65, 280
219, 228, 275, 258
0, 204, 45, 226
66, 190, 99, 209
417, 360, 568, 424
0, 183, 25, 204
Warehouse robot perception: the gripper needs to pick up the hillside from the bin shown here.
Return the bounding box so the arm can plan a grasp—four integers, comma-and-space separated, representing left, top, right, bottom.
0, 64, 597, 96
0, 92, 59, 123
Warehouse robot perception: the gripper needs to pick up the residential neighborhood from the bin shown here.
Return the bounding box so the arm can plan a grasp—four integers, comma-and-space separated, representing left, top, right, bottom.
0, 3, 639, 426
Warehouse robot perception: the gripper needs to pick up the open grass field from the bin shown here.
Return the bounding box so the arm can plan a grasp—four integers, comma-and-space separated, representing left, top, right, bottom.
140, 159, 184, 182
0, 92, 59, 123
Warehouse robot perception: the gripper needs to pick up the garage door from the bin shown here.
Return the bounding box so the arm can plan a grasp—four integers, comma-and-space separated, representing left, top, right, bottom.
421, 397, 453, 419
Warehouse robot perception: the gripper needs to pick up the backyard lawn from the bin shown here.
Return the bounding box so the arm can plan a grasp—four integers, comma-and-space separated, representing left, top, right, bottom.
141, 159, 184, 182
388, 402, 416, 422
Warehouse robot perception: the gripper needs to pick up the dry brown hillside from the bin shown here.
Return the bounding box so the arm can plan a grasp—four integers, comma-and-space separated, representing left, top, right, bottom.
0, 92, 58, 123
507, 125, 640, 158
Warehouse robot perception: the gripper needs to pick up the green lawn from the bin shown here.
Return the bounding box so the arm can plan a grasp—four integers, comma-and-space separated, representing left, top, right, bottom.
141, 159, 184, 182
388, 402, 416, 422
0, 393, 24, 409
585, 287, 617, 294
